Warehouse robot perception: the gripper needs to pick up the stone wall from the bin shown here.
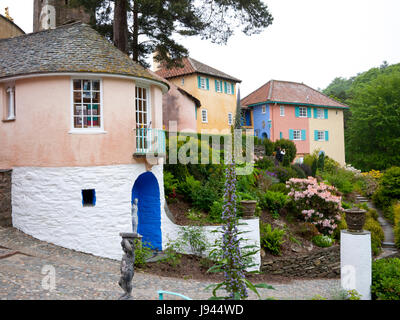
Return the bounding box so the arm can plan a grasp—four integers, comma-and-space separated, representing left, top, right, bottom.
261, 245, 340, 278
0, 169, 12, 227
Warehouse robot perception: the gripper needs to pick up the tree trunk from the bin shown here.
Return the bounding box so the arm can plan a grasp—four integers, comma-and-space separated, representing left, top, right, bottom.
132, 0, 139, 63
113, 0, 129, 54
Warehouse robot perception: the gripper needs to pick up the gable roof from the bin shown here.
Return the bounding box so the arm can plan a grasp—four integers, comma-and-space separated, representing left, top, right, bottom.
0, 22, 168, 89
0, 14, 26, 37
241, 80, 349, 109
155, 57, 241, 83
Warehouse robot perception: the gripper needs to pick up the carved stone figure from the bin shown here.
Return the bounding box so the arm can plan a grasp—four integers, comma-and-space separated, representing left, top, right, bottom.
118, 238, 135, 300
131, 198, 139, 234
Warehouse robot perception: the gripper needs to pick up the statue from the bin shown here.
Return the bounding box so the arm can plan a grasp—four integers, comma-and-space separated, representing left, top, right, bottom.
118, 238, 135, 300
131, 198, 139, 234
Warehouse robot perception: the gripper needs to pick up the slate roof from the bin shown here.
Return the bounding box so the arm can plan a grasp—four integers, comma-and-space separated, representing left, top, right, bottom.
0, 22, 167, 88
155, 57, 241, 83
241, 80, 349, 109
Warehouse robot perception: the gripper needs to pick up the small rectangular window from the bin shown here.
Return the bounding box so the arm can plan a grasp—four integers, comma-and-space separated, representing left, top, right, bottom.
262, 105, 266, 114
215, 80, 223, 93
280, 106, 285, 117
82, 189, 96, 206
316, 130, 325, 141
299, 107, 307, 118
293, 129, 301, 140
73, 79, 101, 129
5, 86, 16, 120
228, 112, 233, 125
201, 109, 208, 123
198, 76, 209, 90
316, 108, 324, 119
226, 82, 233, 95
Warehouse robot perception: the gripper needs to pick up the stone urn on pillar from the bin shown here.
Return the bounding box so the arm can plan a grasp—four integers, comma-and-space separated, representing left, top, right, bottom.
240, 200, 257, 218
344, 208, 367, 233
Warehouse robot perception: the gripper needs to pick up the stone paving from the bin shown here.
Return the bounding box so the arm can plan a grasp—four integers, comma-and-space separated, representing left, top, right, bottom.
0, 226, 342, 300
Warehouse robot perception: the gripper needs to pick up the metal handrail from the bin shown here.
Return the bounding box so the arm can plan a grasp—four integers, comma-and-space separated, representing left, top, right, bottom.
134, 128, 166, 155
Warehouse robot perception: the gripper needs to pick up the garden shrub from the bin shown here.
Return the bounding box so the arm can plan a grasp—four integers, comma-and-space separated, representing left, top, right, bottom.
371, 258, 400, 300
259, 191, 288, 218
274, 138, 297, 165
256, 171, 276, 193
291, 164, 307, 179
373, 167, 400, 219
364, 210, 384, 255
312, 235, 334, 248
209, 200, 224, 223
255, 156, 275, 170
311, 159, 318, 177
393, 203, 400, 249
287, 177, 343, 236
192, 181, 221, 212
298, 163, 312, 177
134, 240, 153, 267
164, 171, 178, 199
260, 223, 286, 255
176, 175, 201, 200
321, 169, 355, 195
262, 138, 275, 156
297, 222, 320, 240
268, 183, 289, 195
268, 165, 298, 183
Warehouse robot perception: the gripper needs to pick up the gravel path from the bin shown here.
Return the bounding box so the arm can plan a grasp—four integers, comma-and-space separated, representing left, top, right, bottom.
0, 226, 341, 300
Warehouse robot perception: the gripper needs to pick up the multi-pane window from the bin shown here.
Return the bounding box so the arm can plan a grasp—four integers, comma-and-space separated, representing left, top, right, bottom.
73, 79, 101, 129
228, 112, 233, 125
316, 108, 325, 119
135, 86, 149, 128
226, 82, 233, 94
280, 106, 285, 116
293, 129, 302, 140
262, 105, 266, 114
317, 130, 325, 141
299, 106, 307, 117
215, 80, 223, 93
199, 77, 208, 90
201, 109, 208, 123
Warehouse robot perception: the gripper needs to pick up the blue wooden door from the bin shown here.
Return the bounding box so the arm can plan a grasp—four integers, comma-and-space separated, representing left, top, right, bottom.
132, 172, 162, 250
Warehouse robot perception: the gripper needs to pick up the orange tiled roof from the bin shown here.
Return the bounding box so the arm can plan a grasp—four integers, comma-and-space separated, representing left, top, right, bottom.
241, 80, 349, 109
155, 57, 241, 83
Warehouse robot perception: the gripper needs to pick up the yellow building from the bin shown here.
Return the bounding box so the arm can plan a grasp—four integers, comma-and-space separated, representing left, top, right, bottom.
155, 57, 241, 133
0, 9, 25, 40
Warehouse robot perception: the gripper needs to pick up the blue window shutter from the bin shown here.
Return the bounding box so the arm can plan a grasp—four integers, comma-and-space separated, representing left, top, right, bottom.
197, 76, 201, 88
215, 80, 218, 92
224, 81, 227, 93
301, 129, 306, 141
206, 78, 209, 90
280, 132, 283, 139
325, 131, 329, 141
295, 107, 300, 118
289, 129, 294, 140
314, 130, 319, 141
314, 108, 318, 119
324, 109, 328, 119
307, 107, 312, 118
231, 83, 235, 95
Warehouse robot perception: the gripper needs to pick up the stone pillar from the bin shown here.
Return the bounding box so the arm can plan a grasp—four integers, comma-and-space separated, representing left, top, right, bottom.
340, 230, 372, 300
0, 170, 12, 227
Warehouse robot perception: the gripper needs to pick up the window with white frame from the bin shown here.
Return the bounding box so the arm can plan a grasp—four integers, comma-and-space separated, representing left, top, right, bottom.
73, 79, 101, 129
201, 109, 208, 123
262, 105, 266, 114
299, 106, 307, 118
280, 105, 285, 116
317, 130, 325, 141
215, 80, 223, 93
226, 82, 233, 94
5, 86, 16, 120
293, 129, 302, 140
181, 77, 185, 86
199, 77, 207, 90
316, 108, 324, 119
228, 112, 233, 125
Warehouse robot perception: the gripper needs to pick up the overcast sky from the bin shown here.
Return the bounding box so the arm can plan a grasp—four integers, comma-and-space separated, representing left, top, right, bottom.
2, 0, 400, 97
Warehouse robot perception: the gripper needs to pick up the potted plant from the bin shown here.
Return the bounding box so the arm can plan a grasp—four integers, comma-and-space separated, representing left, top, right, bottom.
238, 192, 257, 218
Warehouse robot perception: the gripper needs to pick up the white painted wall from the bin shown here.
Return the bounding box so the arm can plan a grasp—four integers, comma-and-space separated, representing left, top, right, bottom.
12, 164, 261, 271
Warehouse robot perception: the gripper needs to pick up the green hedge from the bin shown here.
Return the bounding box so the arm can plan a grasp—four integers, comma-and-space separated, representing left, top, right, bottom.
372, 258, 400, 300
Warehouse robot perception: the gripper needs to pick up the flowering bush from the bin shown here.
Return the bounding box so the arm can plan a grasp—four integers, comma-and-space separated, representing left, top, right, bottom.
362, 169, 383, 180
286, 177, 344, 235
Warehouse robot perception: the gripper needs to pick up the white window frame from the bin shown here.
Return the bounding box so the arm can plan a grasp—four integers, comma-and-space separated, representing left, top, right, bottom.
228, 112, 233, 125
199, 77, 207, 90
316, 108, 324, 119
201, 109, 208, 123
215, 80, 223, 93
317, 130, 325, 141
299, 106, 307, 118
135, 84, 152, 152
226, 82, 233, 95
5, 85, 16, 120
280, 105, 285, 117
293, 129, 302, 141
70, 78, 105, 134
261, 105, 266, 114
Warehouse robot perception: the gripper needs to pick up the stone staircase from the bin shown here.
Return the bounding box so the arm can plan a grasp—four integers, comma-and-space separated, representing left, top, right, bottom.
355, 194, 397, 251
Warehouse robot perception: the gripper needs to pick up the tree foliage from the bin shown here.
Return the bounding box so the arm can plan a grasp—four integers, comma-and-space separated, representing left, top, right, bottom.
323, 62, 400, 171
70, 0, 273, 67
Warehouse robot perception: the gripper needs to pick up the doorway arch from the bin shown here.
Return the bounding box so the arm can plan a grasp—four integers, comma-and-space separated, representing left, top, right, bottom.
132, 172, 162, 250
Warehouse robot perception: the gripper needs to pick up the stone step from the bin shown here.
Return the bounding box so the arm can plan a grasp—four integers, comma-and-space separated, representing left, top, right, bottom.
382, 242, 396, 249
